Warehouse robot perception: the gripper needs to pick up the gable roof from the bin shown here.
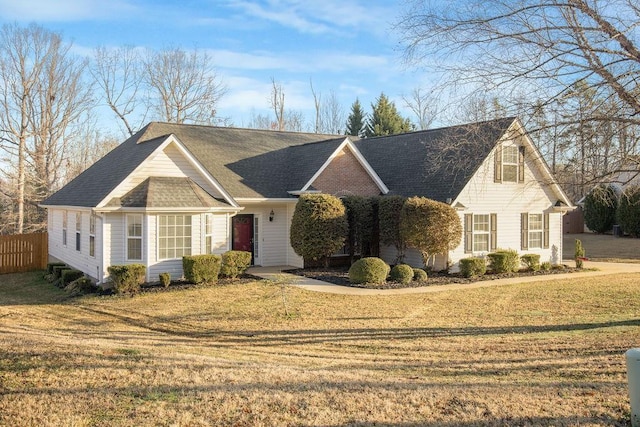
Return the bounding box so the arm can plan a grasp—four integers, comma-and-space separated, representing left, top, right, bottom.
105, 177, 230, 209
354, 117, 517, 202
42, 123, 342, 207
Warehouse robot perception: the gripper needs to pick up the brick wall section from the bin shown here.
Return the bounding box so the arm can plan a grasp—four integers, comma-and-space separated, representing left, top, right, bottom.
311, 146, 382, 196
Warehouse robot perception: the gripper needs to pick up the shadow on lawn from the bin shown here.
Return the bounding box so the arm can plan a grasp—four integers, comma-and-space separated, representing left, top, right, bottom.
75, 305, 640, 346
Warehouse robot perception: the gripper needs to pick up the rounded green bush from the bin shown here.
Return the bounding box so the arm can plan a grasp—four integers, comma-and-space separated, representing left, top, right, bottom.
348, 257, 390, 285
413, 268, 428, 282
390, 264, 414, 284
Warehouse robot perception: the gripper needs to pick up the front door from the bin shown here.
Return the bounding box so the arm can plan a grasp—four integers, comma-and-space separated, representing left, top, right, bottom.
232, 214, 254, 264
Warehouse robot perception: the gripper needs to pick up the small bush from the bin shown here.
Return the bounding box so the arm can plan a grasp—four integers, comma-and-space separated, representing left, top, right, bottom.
220, 250, 252, 279
183, 254, 221, 284
348, 257, 390, 285
108, 264, 146, 294
65, 277, 95, 295
540, 261, 552, 271
459, 257, 487, 278
52, 265, 71, 280
520, 254, 541, 272
47, 262, 66, 274
390, 264, 414, 284
575, 239, 585, 269
413, 268, 428, 281
61, 269, 84, 287
487, 249, 520, 273
159, 272, 171, 288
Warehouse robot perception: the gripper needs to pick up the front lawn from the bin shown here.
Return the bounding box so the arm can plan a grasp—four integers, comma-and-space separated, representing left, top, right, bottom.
0, 270, 638, 426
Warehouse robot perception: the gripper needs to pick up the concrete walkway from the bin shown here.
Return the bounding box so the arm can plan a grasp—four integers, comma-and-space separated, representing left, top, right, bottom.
248, 261, 640, 296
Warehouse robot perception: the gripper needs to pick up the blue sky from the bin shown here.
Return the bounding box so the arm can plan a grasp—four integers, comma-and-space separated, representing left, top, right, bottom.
0, 0, 433, 134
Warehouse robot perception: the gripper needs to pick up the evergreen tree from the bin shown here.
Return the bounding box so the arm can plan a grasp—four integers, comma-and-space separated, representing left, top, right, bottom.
345, 98, 366, 137
365, 93, 412, 137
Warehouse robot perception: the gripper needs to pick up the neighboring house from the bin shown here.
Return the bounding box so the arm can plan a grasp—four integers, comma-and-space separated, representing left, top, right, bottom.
41, 117, 573, 283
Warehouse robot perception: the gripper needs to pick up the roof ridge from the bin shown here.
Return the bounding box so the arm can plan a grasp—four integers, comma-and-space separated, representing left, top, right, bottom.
134, 121, 342, 139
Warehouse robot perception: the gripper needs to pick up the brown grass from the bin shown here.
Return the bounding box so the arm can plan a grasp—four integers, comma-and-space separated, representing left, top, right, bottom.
1, 270, 638, 426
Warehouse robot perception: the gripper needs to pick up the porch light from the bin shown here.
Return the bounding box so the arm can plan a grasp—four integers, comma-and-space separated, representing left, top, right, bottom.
269, 209, 275, 222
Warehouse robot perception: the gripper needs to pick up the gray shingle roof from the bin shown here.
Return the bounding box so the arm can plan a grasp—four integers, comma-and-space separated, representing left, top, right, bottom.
42, 118, 516, 208
354, 117, 516, 202
105, 177, 230, 208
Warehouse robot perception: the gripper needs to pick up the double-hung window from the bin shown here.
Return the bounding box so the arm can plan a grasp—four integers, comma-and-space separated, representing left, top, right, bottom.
464, 214, 497, 253
89, 213, 96, 258
204, 214, 213, 254
62, 211, 68, 247
495, 143, 525, 183
75, 212, 82, 251
127, 214, 143, 261
158, 215, 191, 259
528, 214, 543, 249
521, 212, 549, 250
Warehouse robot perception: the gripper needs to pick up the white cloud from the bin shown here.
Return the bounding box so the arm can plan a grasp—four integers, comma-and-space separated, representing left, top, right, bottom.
0, 0, 137, 21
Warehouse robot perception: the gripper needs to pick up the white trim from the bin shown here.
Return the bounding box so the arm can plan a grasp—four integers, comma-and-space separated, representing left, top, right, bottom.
95, 134, 240, 209
235, 198, 299, 203
94, 206, 242, 213
299, 137, 389, 194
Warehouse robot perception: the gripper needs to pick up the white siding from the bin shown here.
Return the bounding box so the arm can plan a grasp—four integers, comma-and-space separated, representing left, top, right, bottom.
450, 139, 564, 269
48, 208, 101, 280
286, 203, 304, 268
108, 143, 224, 202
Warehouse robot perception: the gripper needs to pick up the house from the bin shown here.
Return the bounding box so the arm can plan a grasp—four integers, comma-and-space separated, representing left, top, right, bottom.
40, 117, 573, 283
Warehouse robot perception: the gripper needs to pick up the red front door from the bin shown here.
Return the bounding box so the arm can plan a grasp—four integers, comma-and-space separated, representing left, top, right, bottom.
232, 214, 254, 263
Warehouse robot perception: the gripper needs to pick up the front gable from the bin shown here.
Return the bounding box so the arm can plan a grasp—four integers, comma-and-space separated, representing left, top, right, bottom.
97, 135, 239, 210
301, 139, 388, 197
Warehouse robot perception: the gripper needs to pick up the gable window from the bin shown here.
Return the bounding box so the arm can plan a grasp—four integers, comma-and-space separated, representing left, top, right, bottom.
127, 214, 143, 261
495, 144, 525, 183
204, 214, 213, 254
62, 211, 68, 247
89, 213, 96, 258
75, 212, 82, 251
158, 215, 191, 260
521, 213, 549, 250
464, 213, 497, 253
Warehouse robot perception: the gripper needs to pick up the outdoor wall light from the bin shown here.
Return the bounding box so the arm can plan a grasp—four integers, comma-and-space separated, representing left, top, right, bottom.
269, 209, 275, 222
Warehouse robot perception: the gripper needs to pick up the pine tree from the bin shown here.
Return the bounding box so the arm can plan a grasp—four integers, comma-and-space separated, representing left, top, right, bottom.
345, 98, 366, 137
365, 93, 412, 137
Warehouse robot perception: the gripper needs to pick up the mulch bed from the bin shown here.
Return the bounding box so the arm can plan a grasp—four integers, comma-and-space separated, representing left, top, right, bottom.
285, 266, 584, 290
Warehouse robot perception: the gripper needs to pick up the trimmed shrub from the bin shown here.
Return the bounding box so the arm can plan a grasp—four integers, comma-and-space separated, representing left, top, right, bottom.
390, 264, 414, 284
378, 195, 407, 263
342, 196, 376, 258
159, 272, 171, 288
400, 197, 462, 266
61, 269, 84, 287
487, 249, 520, 273
413, 268, 428, 282
220, 250, 252, 279
459, 257, 487, 278
52, 265, 71, 280
520, 254, 541, 272
575, 239, 585, 269
290, 194, 348, 267
182, 254, 221, 284
47, 262, 66, 274
65, 277, 95, 295
348, 257, 390, 285
584, 184, 617, 233
540, 261, 552, 271
108, 264, 146, 294
617, 185, 640, 237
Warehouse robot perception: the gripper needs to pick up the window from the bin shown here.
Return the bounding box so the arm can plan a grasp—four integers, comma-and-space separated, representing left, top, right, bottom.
502, 146, 519, 182
464, 214, 497, 253
158, 215, 191, 259
75, 212, 81, 251
528, 214, 543, 249
127, 214, 143, 261
89, 213, 96, 258
495, 144, 525, 183
473, 214, 490, 252
205, 214, 213, 254
62, 211, 67, 247
521, 212, 549, 250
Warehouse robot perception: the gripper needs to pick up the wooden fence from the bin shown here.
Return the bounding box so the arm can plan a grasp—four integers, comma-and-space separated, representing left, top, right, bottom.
0, 232, 48, 274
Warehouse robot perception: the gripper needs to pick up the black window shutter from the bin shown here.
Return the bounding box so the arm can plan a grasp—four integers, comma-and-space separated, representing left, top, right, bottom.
521, 213, 528, 250
518, 146, 525, 183
543, 213, 550, 249
490, 213, 497, 251
464, 214, 473, 253
494, 145, 502, 183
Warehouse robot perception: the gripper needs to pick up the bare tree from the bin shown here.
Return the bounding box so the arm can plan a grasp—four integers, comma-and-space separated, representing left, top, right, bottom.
402, 88, 438, 130
91, 46, 145, 136
269, 77, 286, 131
0, 23, 93, 234
398, 0, 640, 197
143, 47, 226, 125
